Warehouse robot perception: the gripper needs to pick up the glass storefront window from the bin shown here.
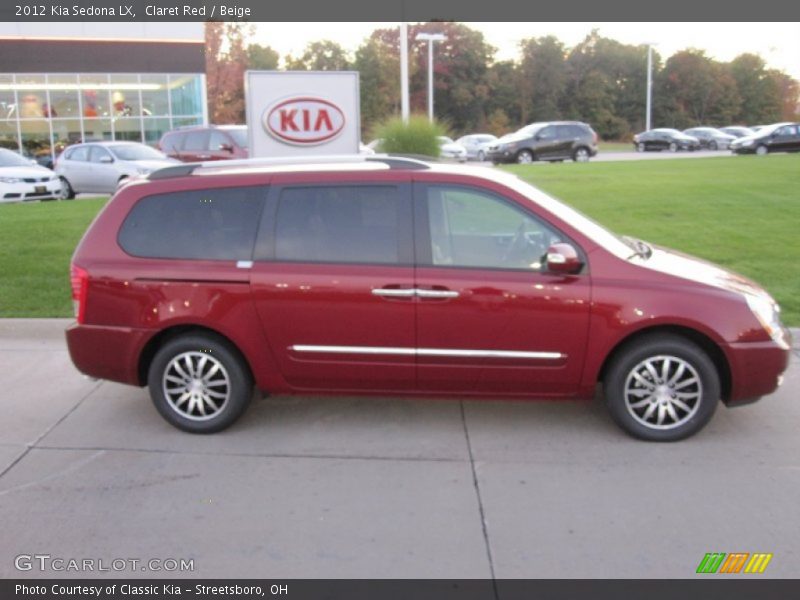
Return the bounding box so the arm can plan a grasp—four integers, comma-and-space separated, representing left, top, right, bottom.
169, 74, 202, 116
16, 74, 48, 120
113, 117, 142, 142
173, 116, 203, 129
20, 118, 51, 162
79, 74, 111, 119
141, 75, 169, 117
48, 74, 80, 119
83, 118, 112, 141
51, 119, 83, 152
0, 75, 17, 152
110, 74, 141, 117
144, 118, 171, 146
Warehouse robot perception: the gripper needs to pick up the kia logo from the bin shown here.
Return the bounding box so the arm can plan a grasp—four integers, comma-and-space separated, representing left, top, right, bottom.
263, 97, 345, 145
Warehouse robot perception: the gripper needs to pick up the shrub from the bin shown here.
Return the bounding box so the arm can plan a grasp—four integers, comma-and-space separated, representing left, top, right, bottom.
374, 115, 445, 158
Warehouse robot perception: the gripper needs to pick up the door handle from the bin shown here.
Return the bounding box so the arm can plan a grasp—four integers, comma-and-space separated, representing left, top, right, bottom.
372, 288, 416, 298
415, 289, 459, 299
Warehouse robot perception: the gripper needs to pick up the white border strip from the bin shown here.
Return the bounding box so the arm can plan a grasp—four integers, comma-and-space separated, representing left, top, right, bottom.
291, 345, 563, 360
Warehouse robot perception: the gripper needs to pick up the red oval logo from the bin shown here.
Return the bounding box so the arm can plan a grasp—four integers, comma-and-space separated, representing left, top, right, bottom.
263, 97, 346, 146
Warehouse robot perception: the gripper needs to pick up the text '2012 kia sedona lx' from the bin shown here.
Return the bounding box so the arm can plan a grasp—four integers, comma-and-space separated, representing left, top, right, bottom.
66, 156, 791, 441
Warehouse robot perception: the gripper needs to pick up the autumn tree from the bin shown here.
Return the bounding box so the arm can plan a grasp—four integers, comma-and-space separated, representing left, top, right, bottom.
285, 41, 351, 71
205, 22, 251, 124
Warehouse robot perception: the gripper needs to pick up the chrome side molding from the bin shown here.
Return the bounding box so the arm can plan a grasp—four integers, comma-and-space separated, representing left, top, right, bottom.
291, 345, 563, 360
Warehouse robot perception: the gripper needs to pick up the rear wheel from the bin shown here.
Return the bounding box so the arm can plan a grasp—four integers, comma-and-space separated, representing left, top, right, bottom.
755, 145, 768, 156
637, 143, 645, 152
669, 142, 678, 152
603, 334, 719, 441
573, 147, 590, 162
59, 177, 75, 200
148, 333, 253, 433
516, 149, 534, 164
477, 150, 486, 162
708, 140, 718, 150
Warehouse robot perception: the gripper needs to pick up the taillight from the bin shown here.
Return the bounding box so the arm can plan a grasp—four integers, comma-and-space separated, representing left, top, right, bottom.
70, 264, 89, 324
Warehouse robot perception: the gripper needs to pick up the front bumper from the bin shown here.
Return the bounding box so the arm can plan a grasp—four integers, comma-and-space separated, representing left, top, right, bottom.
724, 330, 792, 406
1, 179, 62, 203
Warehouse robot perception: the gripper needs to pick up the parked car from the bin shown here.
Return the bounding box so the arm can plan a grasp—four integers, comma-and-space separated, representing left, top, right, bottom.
437, 136, 468, 162
159, 125, 249, 162
456, 134, 498, 161
682, 127, 736, 150
65, 155, 790, 441
719, 126, 755, 139
0, 148, 62, 203
633, 129, 700, 152
730, 122, 800, 155
487, 121, 598, 164
55, 142, 178, 197
359, 142, 375, 155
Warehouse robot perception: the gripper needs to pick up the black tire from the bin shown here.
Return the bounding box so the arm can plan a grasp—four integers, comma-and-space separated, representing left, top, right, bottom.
572, 146, 591, 162
477, 150, 485, 162
147, 333, 254, 433
636, 143, 645, 152
669, 142, 678, 152
755, 145, 768, 156
59, 177, 75, 200
516, 149, 534, 164
708, 140, 718, 150
603, 334, 720, 441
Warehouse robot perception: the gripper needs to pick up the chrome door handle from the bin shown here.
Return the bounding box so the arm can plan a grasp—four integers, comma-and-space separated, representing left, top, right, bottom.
372, 288, 416, 298
415, 289, 459, 299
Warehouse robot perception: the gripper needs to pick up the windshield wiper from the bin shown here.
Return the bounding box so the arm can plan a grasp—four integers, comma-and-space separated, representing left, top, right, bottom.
622, 236, 653, 260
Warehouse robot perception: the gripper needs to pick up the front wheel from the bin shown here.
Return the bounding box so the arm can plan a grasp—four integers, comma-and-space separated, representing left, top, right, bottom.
669, 142, 678, 152
637, 143, 645, 152
603, 334, 719, 441
516, 149, 534, 164
477, 150, 486, 162
148, 333, 254, 433
708, 140, 718, 150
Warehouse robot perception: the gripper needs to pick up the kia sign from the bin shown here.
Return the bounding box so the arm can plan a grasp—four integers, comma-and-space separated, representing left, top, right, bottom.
264, 97, 346, 145
246, 71, 360, 157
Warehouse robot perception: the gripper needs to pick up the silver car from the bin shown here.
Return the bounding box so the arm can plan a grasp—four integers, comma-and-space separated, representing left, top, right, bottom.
456, 133, 498, 161
55, 142, 178, 198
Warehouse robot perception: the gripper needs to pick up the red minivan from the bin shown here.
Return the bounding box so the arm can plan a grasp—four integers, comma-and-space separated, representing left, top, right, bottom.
66, 156, 791, 440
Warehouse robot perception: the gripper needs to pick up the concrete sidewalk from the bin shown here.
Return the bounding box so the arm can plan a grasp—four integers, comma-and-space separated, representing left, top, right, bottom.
0, 319, 798, 578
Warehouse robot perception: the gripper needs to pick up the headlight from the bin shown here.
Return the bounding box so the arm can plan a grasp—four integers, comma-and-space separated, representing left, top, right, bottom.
741, 139, 754, 147
746, 293, 788, 348
0, 177, 22, 183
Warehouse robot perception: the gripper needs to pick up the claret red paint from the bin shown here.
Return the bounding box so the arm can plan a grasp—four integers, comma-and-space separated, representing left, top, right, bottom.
65, 156, 791, 440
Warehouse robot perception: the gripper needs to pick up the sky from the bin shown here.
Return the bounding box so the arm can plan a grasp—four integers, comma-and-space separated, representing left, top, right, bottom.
252, 22, 800, 79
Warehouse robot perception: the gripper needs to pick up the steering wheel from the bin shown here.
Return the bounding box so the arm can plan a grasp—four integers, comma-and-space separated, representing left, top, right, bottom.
501, 222, 532, 265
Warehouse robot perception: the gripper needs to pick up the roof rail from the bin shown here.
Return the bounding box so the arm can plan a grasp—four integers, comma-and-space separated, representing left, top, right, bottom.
148, 154, 430, 180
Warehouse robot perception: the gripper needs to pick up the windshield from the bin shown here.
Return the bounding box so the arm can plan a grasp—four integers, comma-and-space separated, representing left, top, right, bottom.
495, 171, 637, 259
109, 144, 167, 161
0, 149, 35, 168
225, 128, 248, 148
655, 128, 681, 135
517, 123, 546, 137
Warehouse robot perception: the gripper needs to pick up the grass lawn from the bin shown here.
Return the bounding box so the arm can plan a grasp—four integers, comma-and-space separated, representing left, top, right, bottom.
502, 154, 800, 325
0, 198, 108, 318
599, 141, 634, 153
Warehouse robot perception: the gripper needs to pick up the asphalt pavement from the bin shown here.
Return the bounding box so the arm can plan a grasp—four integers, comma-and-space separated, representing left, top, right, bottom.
0, 319, 798, 579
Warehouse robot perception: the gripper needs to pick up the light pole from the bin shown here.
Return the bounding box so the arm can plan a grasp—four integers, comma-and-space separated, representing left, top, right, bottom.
416, 33, 447, 122
400, 23, 410, 123
645, 43, 657, 131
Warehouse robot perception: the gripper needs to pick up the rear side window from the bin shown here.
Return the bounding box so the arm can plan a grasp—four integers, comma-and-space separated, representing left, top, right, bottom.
160, 132, 183, 152
274, 185, 404, 265
118, 187, 264, 260
183, 131, 208, 151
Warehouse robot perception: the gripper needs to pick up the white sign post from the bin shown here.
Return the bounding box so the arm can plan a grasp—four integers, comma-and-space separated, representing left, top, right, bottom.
245, 71, 361, 157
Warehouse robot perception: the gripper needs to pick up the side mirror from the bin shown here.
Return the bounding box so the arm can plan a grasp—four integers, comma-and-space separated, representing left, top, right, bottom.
99, 155, 113, 163
219, 143, 234, 153
546, 243, 583, 274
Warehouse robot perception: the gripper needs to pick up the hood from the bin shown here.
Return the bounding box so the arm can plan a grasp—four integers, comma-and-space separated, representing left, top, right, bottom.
439, 143, 466, 153
0, 165, 56, 179
674, 133, 698, 142
497, 132, 530, 145
637, 245, 768, 299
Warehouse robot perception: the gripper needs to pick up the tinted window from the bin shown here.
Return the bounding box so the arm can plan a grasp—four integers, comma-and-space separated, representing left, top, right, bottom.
160, 132, 183, 152
275, 186, 403, 264
776, 125, 798, 136
537, 126, 556, 139
426, 186, 563, 270
67, 146, 89, 161
183, 131, 208, 151
119, 187, 264, 260
209, 131, 230, 151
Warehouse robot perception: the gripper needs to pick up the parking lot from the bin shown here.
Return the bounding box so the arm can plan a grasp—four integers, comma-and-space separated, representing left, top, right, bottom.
0, 318, 797, 578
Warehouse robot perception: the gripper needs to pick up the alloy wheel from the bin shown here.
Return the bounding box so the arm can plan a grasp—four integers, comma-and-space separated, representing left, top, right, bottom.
624, 355, 702, 430
162, 351, 230, 421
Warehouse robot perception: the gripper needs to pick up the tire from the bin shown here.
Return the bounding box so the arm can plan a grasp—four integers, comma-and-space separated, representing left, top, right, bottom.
637, 143, 645, 152
669, 142, 678, 152
603, 334, 720, 441
516, 149, 534, 164
755, 145, 768, 156
59, 177, 75, 200
573, 147, 590, 162
708, 140, 718, 150
477, 150, 485, 162
147, 333, 254, 433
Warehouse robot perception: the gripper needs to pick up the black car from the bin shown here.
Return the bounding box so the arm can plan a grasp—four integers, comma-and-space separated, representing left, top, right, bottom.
730, 122, 800, 155
487, 121, 598, 164
633, 129, 700, 152
683, 127, 736, 150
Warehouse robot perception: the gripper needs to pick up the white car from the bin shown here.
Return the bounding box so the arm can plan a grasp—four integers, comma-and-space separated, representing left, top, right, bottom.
0, 148, 63, 204
456, 133, 498, 161
437, 136, 468, 162
55, 142, 179, 197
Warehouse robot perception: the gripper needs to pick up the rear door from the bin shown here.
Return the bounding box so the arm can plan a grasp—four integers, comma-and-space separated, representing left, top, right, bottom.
413, 180, 591, 395
250, 176, 416, 392
181, 130, 211, 162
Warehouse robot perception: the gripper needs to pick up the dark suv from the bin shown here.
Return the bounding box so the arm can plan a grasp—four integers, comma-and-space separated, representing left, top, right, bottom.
158, 125, 248, 162
66, 156, 789, 440
487, 121, 598, 164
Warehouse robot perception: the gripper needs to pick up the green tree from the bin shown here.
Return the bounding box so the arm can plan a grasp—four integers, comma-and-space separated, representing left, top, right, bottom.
354, 35, 400, 139
246, 43, 279, 70
285, 40, 351, 71
518, 36, 567, 123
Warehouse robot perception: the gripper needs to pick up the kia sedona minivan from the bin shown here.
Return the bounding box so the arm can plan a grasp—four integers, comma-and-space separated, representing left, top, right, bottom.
66, 156, 790, 441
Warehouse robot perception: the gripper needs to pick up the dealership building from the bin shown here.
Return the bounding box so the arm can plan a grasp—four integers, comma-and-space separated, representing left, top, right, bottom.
0, 23, 207, 164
